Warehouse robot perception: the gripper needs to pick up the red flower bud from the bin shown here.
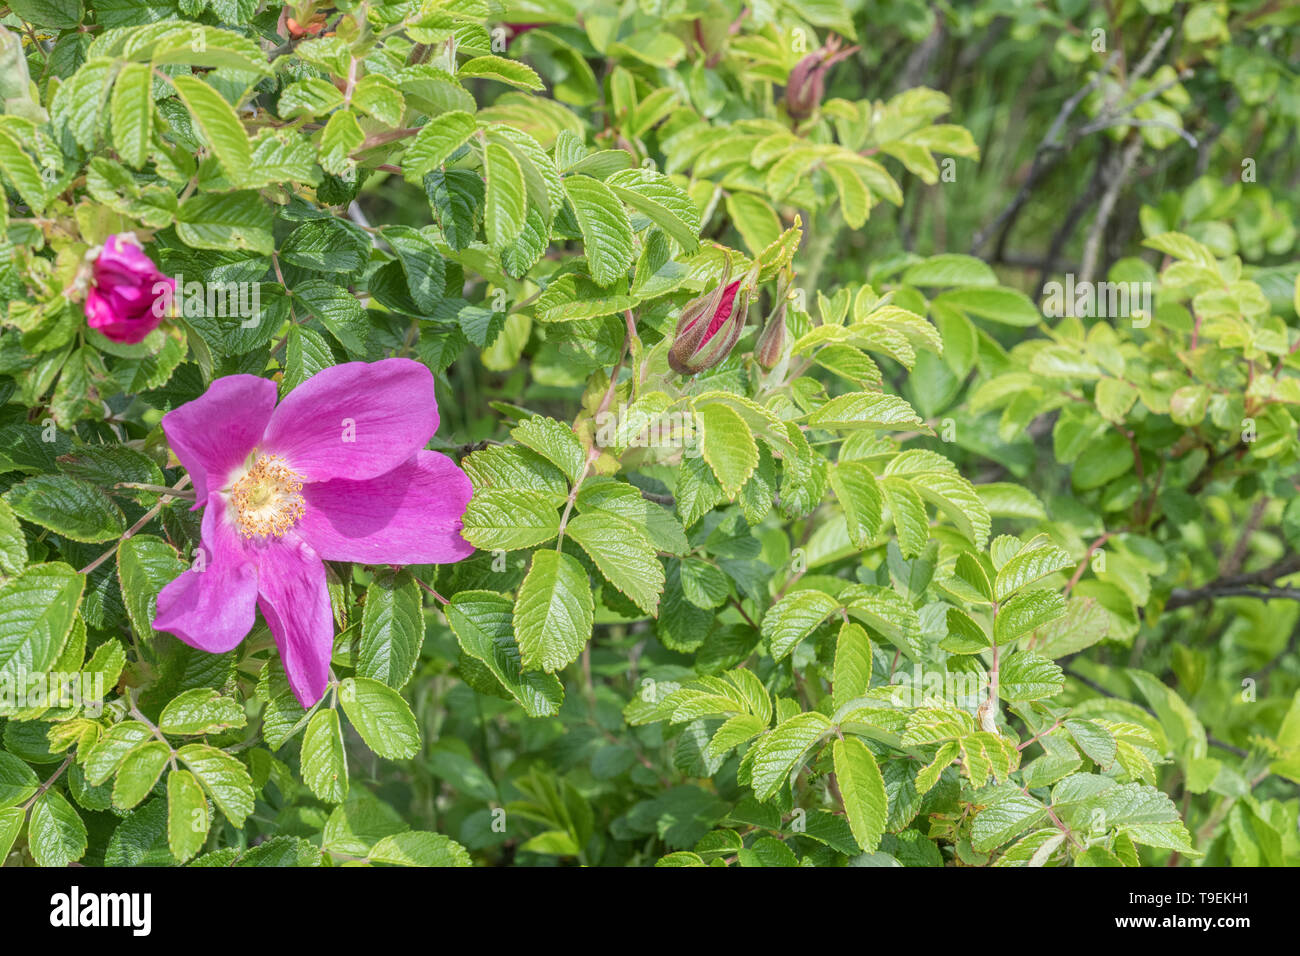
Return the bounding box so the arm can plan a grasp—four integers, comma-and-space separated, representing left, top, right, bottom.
83, 234, 174, 345
784, 38, 859, 121
668, 261, 752, 375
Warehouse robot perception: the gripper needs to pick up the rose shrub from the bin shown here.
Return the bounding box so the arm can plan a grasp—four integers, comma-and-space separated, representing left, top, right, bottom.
0, 0, 1297, 868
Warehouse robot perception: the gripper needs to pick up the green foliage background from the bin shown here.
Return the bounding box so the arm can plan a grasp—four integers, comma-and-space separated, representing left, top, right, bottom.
0, 0, 1297, 867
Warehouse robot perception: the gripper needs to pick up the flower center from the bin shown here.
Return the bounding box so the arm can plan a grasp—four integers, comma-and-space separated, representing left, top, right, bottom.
229, 454, 305, 539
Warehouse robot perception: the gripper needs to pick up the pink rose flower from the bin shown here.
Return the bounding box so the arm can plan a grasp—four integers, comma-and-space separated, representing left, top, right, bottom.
153, 359, 475, 708
84, 234, 175, 344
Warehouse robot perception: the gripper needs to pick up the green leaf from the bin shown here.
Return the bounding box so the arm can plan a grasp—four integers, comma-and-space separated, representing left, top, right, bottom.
84, 720, 153, 785
903, 254, 998, 287
606, 168, 700, 250
403, 111, 478, 182
724, 192, 782, 255
998, 652, 1065, 701
176, 191, 274, 254
446, 591, 564, 718
0, 129, 47, 213
293, 279, 370, 354
994, 539, 1073, 600
277, 78, 345, 119
514, 550, 594, 673
485, 141, 527, 250
112, 740, 171, 810
170, 74, 252, 181
511, 416, 586, 483
881, 476, 929, 557
167, 768, 209, 863
829, 461, 883, 547
458, 55, 543, 90
834, 736, 888, 852
0, 807, 23, 860
0, 498, 26, 576
159, 688, 247, 735
340, 677, 421, 760
565, 511, 665, 615
971, 786, 1047, 852
178, 743, 254, 827
934, 287, 1041, 327
358, 570, 424, 689
369, 831, 472, 866
750, 712, 831, 800
109, 61, 153, 168
301, 708, 348, 804
279, 217, 371, 273
461, 488, 562, 550
318, 109, 364, 176
763, 589, 840, 661
9, 0, 82, 29
28, 790, 87, 867
564, 174, 635, 286
117, 535, 185, 644
6, 474, 125, 542
0, 562, 83, 685
0, 751, 38, 809
994, 588, 1066, 645
696, 402, 759, 499
808, 392, 923, 430
832, 621, 872, 711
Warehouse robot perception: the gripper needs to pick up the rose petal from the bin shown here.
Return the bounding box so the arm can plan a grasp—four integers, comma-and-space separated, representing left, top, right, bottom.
153, 499, 259, 652
296, 450, 474, 565
161, 374, 277, 507
256, 533, 334, 708
260, 358, 439, 483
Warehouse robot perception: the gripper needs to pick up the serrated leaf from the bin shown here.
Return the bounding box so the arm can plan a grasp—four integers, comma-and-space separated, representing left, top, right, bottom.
565, 511, 664, 615
167, 769, 208, 863
832, 621, 872, 711
750, 712, 831, 800
6, 474, 125, 542
358, 570, 424, 689
808, 392, 922, 430
0, 562, 83, 686
112, 740, 170, 810
339, 677, 421, 760
696, 402, 758, 499
369, 831, 472, 866
178, 743, 254, 827
446, 590, 564, 718
109, 61, 153, 168
762, 589, 840, 661
514, 550, 594, 673
461, 488, 562, 550
301, 708, 348, 804
28, 790, 87, 867
834, 736, 888, 853
170, 74, 252, 181
564, 174, 635, 286
159, 688, 247, 735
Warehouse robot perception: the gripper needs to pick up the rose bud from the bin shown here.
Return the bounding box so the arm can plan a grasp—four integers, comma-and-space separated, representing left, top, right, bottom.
83, 234, 175, 345
755, 283, 791, 370
668, 260, 752, 376
784, 37, 859, 121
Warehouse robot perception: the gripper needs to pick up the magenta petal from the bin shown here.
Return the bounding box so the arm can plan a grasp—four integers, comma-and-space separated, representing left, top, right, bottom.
256, 534, 334, 708
153, 500, 259, 652
296, 450, 474, 565
260, 359, 439, 483
161, 375, 278, 508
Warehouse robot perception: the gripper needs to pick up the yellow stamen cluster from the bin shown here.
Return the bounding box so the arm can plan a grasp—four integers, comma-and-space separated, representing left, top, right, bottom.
230, 454, 305, 539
